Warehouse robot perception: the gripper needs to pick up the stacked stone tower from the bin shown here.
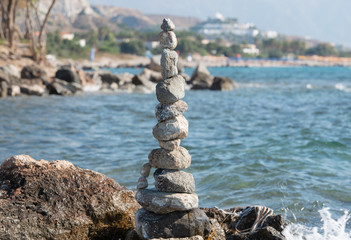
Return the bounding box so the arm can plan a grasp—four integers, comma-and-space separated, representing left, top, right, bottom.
135, 18, 210, 239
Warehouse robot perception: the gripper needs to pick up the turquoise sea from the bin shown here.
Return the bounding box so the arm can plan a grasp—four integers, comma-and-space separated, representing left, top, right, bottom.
1, 67, 351, 239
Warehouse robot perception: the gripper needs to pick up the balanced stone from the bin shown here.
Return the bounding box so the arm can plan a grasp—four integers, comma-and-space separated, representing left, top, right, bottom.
149, 146, 191, 169
137, 176, 148, 189
159, 31, 178, 50
161, 18, 175, 31
136, 189, 198, 214
156, 74, 185, 104
154, 169, 195, 193
155, 100, 188, 122
140, 163, 151, 177
135, 208, 210, 239
161, 49, 179, 79
158, 139, 181, 151
153, 115, 188, 141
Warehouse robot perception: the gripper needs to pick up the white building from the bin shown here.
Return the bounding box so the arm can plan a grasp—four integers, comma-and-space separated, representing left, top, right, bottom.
242, 44, 260, 55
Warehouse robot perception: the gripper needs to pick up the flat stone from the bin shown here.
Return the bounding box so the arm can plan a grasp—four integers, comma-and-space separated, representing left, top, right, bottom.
135, 208, 210, 239
137, 176, 148, 189
148, 147, 191, 169
155, 100, 188, 122
158, 139, 181, 151
136, 189, 198, 214
161, 49, 179, 79
154, 169, 195, 193
160, 18, 175, 31
153, 115, 188, 141
156, 75, 185, 104
159, 31, 177, 50
140, 163, 151, 177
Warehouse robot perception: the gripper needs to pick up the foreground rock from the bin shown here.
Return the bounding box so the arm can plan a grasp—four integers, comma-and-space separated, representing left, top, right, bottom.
0, 155, 140, 240
202, 206, 286, 240
135, 208, 210, 239
210, 76, 238, 91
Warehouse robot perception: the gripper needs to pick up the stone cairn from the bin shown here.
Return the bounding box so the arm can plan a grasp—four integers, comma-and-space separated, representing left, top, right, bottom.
135, 18, 210, 239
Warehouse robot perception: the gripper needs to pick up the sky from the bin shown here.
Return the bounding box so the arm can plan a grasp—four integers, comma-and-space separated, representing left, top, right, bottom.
88, 0, 351, 47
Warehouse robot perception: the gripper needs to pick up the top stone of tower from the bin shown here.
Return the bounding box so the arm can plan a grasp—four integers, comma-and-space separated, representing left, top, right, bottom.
161, 18, 175, 31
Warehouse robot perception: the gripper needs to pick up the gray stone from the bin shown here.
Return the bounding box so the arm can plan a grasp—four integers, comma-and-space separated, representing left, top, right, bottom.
158, 139, 181, 151
8, 85, 20, 97
159, 31, 178, 50
190, 64, 214, 90
20, 84, 46, 96
160, 18, 175, 31
140, 163, 151, 177
161, 49, 179, 79
153, 115, 188, 141
210, 76, 237, 91
132, 72, 156, 90
55, 67, 81, 84
0, 81, 8, 98
137, 176, 148, 189
156, 75, 185, 104
154, 169, 195, 193
155, 100, 188, 122
136, 189, 198, 214
48, 78, 82, 96
148, 146, 191, 169
135, 208, 210, 239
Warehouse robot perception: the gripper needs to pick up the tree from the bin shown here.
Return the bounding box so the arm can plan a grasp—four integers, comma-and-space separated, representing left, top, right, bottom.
25, 0, 57, 62
305, 43, 337, 56
0, 0, 19, 53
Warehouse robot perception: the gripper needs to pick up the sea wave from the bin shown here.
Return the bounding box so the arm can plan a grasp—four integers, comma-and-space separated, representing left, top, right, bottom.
335, 83, 351, 92
283, 207, 351, 240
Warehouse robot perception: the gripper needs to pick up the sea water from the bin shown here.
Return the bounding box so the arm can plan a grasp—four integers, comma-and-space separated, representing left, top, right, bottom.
0, 67, 351, 239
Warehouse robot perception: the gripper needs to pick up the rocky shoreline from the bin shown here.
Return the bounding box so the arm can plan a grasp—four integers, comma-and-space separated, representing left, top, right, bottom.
0, 57, 237, 99
0, 155, 287, 240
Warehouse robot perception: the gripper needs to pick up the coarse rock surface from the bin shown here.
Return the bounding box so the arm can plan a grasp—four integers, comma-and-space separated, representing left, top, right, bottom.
135, 208, 210, 239
98, 71, 120, 85
137, 176, 148, 189
159, 31, 178, 50
140, 163, 151, 178
136, 189, 198, 214
47, 78, 82, 96
1, 64, 20, 83
155, 100, 188, 122
190, 64, 214, 90
21, 64, 48, 82
139, 68, 163, 83
202, 206, 286, 240
148, 55, 162, 72
0, 155, 141, 240
156, 75, 185, 104
148, 146, 191, 169
154, 169, 195, 193
132, 72, 157, 90
153, 115, 188, 141
161, 18, 175, 31
161, 49, 178, 79
158, 139, 181, 151
20, 84, 46, 96
0, 81, 8, 98
55, 67, 81, 84
210, 76, 238, 91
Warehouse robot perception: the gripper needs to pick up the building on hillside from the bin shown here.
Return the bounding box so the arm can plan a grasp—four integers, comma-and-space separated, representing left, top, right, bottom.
242, 44, 260, 55
261, 30, 278, 39
194, 13, 259, 37
60, 32, 75, 40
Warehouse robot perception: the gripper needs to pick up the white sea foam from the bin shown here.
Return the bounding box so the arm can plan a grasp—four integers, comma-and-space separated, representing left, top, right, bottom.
335, 83, 351, 92
283, 207, 351, 240
306, 84, 313, 89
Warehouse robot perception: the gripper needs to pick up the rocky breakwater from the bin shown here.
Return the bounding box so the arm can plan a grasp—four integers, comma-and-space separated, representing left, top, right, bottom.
135, 18, 211, 240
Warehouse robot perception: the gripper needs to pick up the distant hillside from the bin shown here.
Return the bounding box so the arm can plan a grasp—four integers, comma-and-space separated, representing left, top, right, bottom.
39, 0, 201, 32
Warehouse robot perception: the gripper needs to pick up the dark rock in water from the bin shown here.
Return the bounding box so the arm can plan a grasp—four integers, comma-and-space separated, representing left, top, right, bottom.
190, 64, 214, 90
154, 169, 195, 193
0, 155, 140, 240
55, 67, 81, 84
132, 72, 156, 90
99, 72, 120, 85
47, 78, 82, 96
210, 76, 237, 91
139, 68, 162, 83
21, 64, 48, 82
202, 206, 286, 240
135, 208, 210, 239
